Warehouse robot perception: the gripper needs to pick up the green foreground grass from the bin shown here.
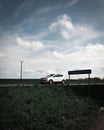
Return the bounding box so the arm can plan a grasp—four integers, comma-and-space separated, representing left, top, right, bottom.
0, 85, 98, 130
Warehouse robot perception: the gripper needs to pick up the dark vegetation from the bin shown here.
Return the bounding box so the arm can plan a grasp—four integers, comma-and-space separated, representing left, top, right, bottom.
67, 77, 104, 85
0, 79, 40, 85
0, 78, 104, 130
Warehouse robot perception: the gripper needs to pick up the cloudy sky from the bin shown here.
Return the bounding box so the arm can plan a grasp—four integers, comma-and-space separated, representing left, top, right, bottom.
0, 0, 104, 79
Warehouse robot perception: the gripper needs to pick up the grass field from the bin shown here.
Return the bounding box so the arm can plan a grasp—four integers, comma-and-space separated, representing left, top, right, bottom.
0, 83, 100, 130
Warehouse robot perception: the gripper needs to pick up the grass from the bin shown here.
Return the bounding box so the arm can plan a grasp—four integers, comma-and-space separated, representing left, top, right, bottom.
0, 85, 99, 130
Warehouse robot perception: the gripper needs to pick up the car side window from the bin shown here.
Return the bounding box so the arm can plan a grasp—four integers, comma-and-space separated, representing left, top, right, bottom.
53, 75, 58, 77
57, 74, 62, 77
53, 74, 63, 77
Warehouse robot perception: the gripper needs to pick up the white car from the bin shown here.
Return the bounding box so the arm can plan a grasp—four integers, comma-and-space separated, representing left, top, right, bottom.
40, 74, 66, 84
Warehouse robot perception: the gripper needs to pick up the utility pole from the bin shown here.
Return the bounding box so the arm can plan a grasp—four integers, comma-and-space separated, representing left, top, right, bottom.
20, 61, 24, 79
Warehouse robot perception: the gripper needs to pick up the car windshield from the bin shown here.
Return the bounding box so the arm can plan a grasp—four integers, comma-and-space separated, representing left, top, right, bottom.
45, 74, 54, 78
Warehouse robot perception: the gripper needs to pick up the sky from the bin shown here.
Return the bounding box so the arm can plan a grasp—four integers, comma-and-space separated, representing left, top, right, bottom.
0, 0, 104, 79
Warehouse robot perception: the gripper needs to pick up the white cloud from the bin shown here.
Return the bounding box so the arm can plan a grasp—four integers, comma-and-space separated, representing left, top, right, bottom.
58, 15, 74, 31
50, 22, 58, 31
16, 37, 44, 51
4, 70, 11, 74
50, 14, 102, 41
52, 51, 64, 59
1, 42, 104, 78
24, 69, 35, 74
0, 52, 5, 58
85, 44, 104, 58
0, 14, 104, 79
66, 0, 79, 7
70, 0, 79, 6
61, 30, 70, 40
36, 43, 104, 78
62, 43, 104, 77
50, 14, 74, 32
67, 44, 104, 62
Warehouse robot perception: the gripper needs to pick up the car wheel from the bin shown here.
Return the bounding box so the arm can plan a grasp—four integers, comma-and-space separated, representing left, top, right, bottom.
62, 80, 65, 84
49, 80, 53, 84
